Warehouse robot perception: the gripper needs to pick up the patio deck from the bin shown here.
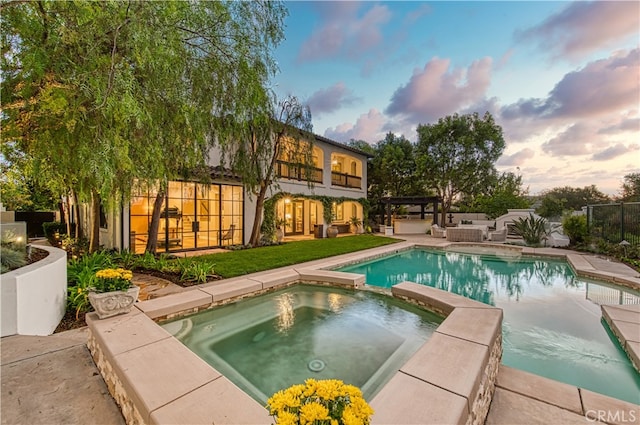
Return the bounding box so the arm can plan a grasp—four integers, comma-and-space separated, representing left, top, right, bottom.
2, 235, 639, 424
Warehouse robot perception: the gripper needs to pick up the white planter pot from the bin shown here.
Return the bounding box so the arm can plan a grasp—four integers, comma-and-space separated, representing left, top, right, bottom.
88, 286, 140, 319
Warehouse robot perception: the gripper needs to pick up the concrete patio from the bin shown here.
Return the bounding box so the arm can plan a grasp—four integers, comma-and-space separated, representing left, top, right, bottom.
2, 235, 639, 424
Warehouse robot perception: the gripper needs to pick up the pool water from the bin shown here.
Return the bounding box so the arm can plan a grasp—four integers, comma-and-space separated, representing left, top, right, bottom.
162, 285, 442, 403
337, 248, 640, 404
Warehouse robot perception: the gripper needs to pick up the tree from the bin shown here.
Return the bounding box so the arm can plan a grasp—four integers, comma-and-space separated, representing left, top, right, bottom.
347, 139, 375, 155
220, 95, 313, 247
536, 195, 566, 219
467, 171, 530, 219
366, 133, 425, 221
619, 173, 640, 202
1, 1, 286, 252
415, 112, 506, 225
536, 185, 610, 218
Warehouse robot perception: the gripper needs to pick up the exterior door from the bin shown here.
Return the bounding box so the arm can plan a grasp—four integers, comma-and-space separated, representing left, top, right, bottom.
285, 200, 304, 235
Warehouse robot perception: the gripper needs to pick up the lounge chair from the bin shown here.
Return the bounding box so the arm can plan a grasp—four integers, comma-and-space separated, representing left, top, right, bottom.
489, 228, 507, 242
431, 224, 446, 238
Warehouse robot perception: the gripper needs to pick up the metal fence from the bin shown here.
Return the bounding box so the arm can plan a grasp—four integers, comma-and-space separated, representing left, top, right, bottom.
587, 202, 639, 245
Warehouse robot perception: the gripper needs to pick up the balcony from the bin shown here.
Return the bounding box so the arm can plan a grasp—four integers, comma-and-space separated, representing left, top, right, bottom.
276, 160, 323, 184
331, 171, 362, 189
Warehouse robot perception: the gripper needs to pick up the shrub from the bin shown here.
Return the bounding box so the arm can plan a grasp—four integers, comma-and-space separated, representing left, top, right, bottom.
562, 214, 588, 245
60, 236, 89, 258
512, 213, 548, 246
42, 222, 66, 246
114, 249, 138, 269
0, 246, 27, 273
1, 229, 26, 251
67, 251, 115, 286
175, 259, 215, 284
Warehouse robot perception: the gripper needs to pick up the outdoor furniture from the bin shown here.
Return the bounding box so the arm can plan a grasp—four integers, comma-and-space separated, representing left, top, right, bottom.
489, 228, 507, 242
221, 224, 235, 245
446, 227, 484, 242
431, 224, 447, 238
457, 224, 489, 239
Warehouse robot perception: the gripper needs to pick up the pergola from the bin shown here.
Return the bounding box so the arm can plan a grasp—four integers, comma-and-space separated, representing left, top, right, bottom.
381, 196, 441, 226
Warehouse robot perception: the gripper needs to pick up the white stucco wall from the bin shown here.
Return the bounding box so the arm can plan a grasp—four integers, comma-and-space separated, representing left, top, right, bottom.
1, 245, 67, 336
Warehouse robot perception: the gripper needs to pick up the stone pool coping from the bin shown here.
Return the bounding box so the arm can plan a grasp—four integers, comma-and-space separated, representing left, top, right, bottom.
86, 241, 640, 424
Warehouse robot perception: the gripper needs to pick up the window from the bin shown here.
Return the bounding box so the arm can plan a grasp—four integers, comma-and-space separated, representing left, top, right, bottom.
129, 181, 243, 253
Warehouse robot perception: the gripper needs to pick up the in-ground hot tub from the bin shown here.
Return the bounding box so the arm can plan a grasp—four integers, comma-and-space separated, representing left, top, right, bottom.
161, 284, 443, 403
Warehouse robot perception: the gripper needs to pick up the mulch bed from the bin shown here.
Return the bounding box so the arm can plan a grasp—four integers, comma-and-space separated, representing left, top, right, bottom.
54, 310, 87, 333
27, 246, 50, 265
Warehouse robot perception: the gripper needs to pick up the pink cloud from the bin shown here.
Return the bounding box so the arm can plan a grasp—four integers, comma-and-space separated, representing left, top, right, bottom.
517, 1, 640, 60
497, 148, 536, 166
592, 143, 640, 162
297, 4, 391, 63
599, 118, 640, 135
541, 123, 596, 156
386, 57, 492, 122
323, 109, 386, 143
502, 48, 639, 120
306, 82, 360, 117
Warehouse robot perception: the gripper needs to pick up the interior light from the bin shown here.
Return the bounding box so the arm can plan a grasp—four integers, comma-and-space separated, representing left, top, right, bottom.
284, 198, 291, 203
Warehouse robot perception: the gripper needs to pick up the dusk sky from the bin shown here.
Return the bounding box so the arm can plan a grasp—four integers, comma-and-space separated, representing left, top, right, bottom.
271, 1, 640, 196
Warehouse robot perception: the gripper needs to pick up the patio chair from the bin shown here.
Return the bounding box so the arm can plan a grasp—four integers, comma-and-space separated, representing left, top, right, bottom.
221, 224, 235, 245
431, 224, 446, 238
489, 228, 507, 242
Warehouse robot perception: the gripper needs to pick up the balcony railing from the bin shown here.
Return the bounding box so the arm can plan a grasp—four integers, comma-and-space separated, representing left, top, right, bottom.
276, 160, 323, 183
331, 171, 362, 189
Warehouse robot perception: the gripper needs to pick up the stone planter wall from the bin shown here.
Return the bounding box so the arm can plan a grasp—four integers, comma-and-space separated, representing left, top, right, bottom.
1, 245, 67, 336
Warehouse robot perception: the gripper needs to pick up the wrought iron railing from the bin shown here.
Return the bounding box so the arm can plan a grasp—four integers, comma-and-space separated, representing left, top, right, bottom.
587, 202, 639, 245
331, 171, 361, 189
276, 160, 323, 183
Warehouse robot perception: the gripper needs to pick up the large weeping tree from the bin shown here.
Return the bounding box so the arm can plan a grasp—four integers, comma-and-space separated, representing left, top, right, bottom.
219, 94, 314, 247
415, 112, 506, 225
1, 0, 286, 252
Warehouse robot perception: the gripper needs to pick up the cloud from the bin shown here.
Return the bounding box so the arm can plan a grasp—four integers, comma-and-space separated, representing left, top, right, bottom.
306, 83, 360, 117
385, 57, 492, 123
404, 4, 432, 25
501, 48, 639, 121
540, 123, 596, 156
599, 118, 640, 135
323, 109, 386, 143
297, 4, 391, 62
592, 143, 640, 162
498, 148, 536, 166
516, 1, 640, 60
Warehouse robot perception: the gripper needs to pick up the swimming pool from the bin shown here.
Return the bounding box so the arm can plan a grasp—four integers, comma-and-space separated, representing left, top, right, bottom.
162, 284, 442, 403
336, 248, 640, 404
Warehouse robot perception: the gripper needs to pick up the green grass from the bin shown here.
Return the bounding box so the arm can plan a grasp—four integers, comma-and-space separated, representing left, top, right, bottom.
191, 234, 399, 278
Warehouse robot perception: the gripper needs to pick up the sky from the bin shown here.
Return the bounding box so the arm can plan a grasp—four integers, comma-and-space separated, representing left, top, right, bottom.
271, 1, 640, 196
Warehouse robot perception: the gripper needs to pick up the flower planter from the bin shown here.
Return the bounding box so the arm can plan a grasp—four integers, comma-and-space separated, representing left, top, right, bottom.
88, 286, 140, 319
326, 225, 339, 238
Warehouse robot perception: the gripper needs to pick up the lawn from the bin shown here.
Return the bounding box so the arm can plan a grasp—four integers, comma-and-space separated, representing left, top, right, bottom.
192, 234, 399, 278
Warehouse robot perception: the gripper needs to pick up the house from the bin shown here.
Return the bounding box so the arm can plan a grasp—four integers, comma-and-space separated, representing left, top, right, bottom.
97, 133, 371, 254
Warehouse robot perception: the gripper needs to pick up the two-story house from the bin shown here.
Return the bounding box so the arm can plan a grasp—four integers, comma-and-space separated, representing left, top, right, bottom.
99, 133, 370, 254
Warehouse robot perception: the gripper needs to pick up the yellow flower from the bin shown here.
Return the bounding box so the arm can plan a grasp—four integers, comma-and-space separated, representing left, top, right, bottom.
275, 411, 298, 425
299, 401, 329, 425
315, 379, 343, 400
77, 287, 83, 294
268, 380, 373, 425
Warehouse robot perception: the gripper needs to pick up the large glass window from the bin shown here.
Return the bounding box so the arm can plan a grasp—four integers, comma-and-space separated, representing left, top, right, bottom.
129, 181, 243, 253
